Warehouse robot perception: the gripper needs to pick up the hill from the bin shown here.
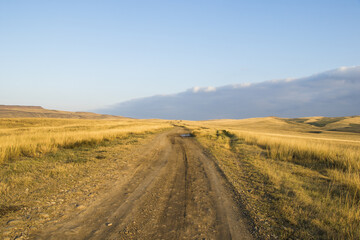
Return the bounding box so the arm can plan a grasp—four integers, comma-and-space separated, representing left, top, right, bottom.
285, 116, 360, 133
181, 115, 360, 238
0, 105, 125, 119
183, 115, 360, 137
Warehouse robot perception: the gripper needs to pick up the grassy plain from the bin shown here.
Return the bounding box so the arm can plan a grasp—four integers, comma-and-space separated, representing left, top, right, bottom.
0, 118, 170, 164
183, 116, 360, 239
2, 113, 360, 239
0, 117, 172, 238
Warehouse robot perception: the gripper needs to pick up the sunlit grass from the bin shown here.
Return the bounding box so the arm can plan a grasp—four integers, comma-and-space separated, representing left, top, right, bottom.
0, 118, 172, 164
0, 117, 172, 237
184, 117, 360, 239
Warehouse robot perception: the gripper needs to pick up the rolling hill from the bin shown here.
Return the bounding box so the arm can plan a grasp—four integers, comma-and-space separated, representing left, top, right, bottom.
0, 105, 125, 119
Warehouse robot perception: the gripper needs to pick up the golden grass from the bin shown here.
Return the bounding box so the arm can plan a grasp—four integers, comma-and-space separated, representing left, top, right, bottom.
0, 118, 172, 164
0, 118, 172, 238
2, 116, 359, 238
232, 130, 360, 171
183, 117, 360, 239
0, 121, 172, 239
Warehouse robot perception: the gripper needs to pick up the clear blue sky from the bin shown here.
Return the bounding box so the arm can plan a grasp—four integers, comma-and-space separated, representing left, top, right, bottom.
1, 0, 360, 111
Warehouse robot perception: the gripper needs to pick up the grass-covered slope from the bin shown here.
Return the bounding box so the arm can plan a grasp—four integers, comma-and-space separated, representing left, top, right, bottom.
184, 116, 360, 239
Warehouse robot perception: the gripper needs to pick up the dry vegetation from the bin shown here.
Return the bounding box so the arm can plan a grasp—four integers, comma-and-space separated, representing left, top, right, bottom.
2, 113, 360, 239
183, 116, 360, 239
0, 117, 172, 239
0, 118, 170, 164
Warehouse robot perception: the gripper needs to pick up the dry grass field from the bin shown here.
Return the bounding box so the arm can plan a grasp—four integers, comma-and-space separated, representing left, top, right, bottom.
0, 118, 171, 164
0, 117, 172, 239
1, 111, 360, 239
183, 116, 360, 239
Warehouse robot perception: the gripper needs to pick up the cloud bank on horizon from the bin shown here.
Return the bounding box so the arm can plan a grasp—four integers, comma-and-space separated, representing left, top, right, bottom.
98, 66, 360, 120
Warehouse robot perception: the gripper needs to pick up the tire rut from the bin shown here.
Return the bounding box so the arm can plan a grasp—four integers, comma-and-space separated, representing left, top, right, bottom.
31, 128, 253, 240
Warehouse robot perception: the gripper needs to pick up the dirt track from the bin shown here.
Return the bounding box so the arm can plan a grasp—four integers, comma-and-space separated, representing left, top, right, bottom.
32, 128, 253, 239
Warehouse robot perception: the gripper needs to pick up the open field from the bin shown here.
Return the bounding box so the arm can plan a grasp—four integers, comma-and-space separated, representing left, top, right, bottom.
0, 118, 172, 239
1, 114, 360, 239
183, 116, 360, 239
0, 118, 170, 164
0, 120, 255, 239
31, 128, 253, 240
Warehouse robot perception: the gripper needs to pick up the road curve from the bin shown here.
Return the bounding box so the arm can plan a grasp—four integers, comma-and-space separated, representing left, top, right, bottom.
32, 128, 253, 240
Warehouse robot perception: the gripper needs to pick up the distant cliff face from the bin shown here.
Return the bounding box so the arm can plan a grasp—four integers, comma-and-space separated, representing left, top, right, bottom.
98, 66, 360, 120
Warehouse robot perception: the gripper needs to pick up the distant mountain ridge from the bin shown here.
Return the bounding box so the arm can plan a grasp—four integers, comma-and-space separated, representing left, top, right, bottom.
98, 66, 360, 120
0, 105, 125, 119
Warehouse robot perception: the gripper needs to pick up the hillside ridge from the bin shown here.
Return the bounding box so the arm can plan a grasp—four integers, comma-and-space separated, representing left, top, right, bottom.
0, 105, 125, 119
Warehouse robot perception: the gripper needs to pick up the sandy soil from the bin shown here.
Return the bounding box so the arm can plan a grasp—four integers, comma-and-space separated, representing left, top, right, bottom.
31, 128, 253, 239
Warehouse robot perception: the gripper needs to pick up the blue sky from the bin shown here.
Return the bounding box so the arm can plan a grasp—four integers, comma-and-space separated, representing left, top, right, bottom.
1, 0, 360, 111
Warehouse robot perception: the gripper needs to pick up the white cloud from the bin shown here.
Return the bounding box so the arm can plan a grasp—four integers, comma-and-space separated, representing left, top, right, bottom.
232, 82, 252, 88
99, 66, 360, 120
192, 86, 201, 93
192, 86, 216, 93
338, 66, 357, 72
285, 78, 295, 82
204, 86, 216, 92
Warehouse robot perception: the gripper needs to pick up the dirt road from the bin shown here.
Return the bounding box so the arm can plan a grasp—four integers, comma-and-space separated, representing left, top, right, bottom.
32, 128, 253, 239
